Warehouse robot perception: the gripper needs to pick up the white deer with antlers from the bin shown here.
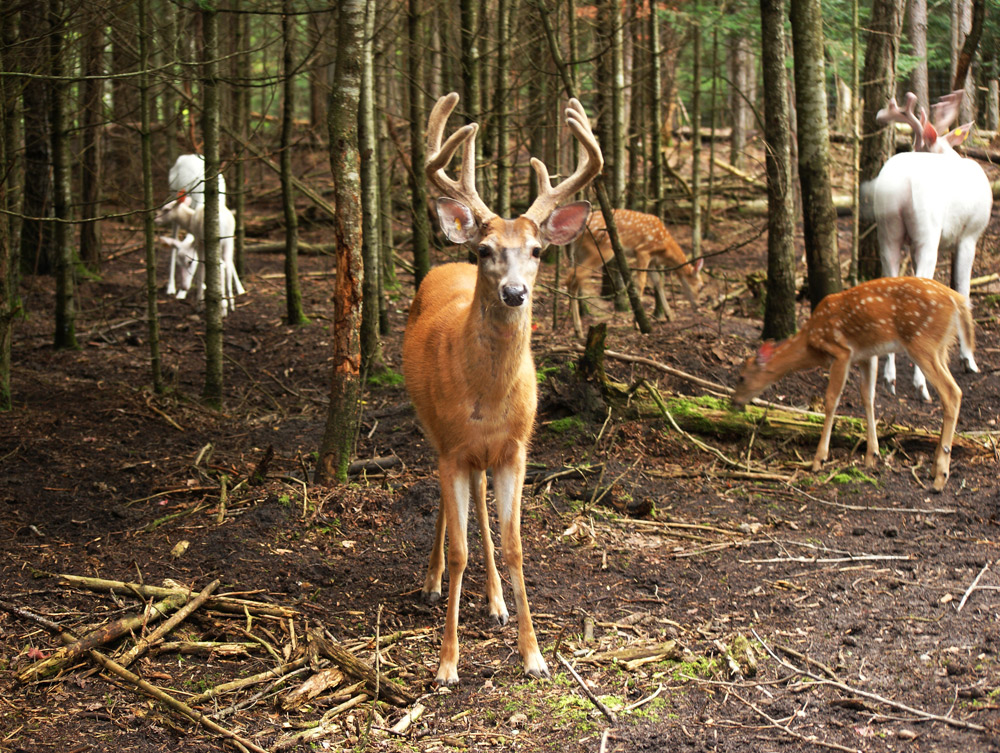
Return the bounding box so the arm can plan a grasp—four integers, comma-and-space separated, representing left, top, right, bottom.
871, 91, 991, 400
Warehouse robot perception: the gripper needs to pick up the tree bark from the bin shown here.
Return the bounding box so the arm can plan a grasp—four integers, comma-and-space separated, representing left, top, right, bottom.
282, 0, 307, 326
407, 0, 431, 288
19, 0, 53, 276
690, 5, 702, 259
359, 0, 384, 371
906, 0, 929, 108
759, 0, 797, 340
790, 0, 841, 308
648, 4, 665, 215
317, 0, 365, 485
201, 5, 224, 406
139, 0, 162, 394
952, 0, 985, 102
494, 0, 511, 218
233, 0, 249, 279
78, 17, 104, 272
50, 0, 75, 350
857, 0, 903, 280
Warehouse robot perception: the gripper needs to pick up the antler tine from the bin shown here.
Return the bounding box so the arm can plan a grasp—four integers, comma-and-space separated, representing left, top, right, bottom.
877, 92, 924, 151
425, 92, 495, 223
523, 98, 604, 226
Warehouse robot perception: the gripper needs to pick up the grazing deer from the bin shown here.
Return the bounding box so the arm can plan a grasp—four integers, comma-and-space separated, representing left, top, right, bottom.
732, 277, 973, 492
566, 209, 704, 337
402, 92, 602, 685
872, 91, 991, 400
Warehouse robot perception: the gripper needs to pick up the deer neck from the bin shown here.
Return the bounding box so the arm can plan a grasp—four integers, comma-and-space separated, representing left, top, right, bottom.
771, 331, 826, 377
464, 276, 533, 385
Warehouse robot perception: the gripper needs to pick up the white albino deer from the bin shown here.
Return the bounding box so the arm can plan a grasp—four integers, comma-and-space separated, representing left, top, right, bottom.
166, 154, 227, 297
155, 195, 245, 316
732, 277, 973, 492
566, 208, 704, 337
402, 92, 602, 685
872, 90, 991, 400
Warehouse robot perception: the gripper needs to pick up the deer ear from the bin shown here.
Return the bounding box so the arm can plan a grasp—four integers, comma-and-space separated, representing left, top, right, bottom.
756, 341, 777, 365
540, 201, 591, 247
944, 122, 973, 147
436, 197, 479, 244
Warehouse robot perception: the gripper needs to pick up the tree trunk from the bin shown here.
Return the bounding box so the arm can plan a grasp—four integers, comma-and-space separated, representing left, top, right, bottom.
690, 7, 702, 259
19, 0, 53, 276
282, 0, 307, 326
857, 0, 903, 280
0, 8, 19, 409
407, 0, 431, 288
460, 0, 483, 204
729, 8, 752, 169
233, 0, 249, 279
359, 0, 384, 372
201, 5, 224, 406
78, 18, 104, 272
494, 0, 511, 218
790, 0, 841, 308
952, 0, 984, 116
317, 0, 365, 485
759, 0, 797, 340
50, 0, 75, 350
906, 0, 929, 108
610, 0, 626, 207
648, 4, 664, 215
138, 0, 162, 394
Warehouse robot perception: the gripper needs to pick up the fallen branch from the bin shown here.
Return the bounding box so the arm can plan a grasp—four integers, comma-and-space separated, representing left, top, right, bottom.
118, 579, 220, 668
556, 652, 618, 725
185, 656, 310, 706
957, 560, 992, 613
311, 629, 416, 707
753, 629, 986, 732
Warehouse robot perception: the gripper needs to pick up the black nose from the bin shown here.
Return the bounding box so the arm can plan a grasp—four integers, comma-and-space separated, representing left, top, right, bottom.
501, 284, 527, 307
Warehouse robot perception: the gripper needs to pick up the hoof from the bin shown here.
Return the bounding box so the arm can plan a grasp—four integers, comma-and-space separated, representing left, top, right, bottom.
421, 590, 442, 605
435, 670, 459, 687
489, 610, 509, 628
523, 653, 550, 680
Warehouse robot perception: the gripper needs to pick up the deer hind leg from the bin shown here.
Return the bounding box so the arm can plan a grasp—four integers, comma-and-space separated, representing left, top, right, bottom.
494, 452, 549, 680
421, 500, 446, 603
952, 240, 979, 373
650, 267, 674, 321
435, 455, 471, 685
813, 356, 851, 472
912, 348, 962, 492
859, 356, 880, 468
566, 266, 585, 338
473, 469, 509, 626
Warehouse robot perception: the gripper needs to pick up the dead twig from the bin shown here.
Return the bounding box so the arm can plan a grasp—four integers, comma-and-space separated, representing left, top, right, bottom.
118, 579, 220, 668
556, 652, 618, 725
957, 560, 992, 613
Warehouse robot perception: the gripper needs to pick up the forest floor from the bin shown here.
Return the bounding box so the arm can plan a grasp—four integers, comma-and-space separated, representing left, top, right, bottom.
3, 149, 1000, 753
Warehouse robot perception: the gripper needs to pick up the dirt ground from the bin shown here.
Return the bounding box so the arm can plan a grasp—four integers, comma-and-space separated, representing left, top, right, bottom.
2, 153, 1000, 753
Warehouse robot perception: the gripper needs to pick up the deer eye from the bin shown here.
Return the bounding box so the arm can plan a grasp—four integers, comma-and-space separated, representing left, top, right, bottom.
477, 244, 490, 259
530, 246, 541, 259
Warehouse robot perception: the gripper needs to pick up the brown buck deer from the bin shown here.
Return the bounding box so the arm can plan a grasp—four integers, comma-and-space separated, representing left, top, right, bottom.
566, 209, 703, 337
402, 92, 603, 685
732, 277, 973, 492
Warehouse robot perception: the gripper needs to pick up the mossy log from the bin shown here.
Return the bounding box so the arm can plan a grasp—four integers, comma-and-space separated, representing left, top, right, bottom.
638, 394, 982, 455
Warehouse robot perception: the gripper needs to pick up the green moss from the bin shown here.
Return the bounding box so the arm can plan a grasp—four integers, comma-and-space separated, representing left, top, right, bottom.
548, 415, 586, 434
536, 363, 560, 384
367, 368, 405, 387
829, 466, 878, 485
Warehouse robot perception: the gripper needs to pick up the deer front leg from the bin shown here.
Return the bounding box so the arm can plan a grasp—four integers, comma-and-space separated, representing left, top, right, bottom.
494, 453, 549, 680
918, 354, 962, 492
435, 455, 470, 685
859, 356, 880, 468
813, 356, 851, 472
472, 469, 509, 626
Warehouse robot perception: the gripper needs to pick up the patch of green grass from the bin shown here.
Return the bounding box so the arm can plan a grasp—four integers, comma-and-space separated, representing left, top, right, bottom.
547, 415, 586, 434
367, 368, 405, 387
536, 363, 560, 384
829, 466, 878, 485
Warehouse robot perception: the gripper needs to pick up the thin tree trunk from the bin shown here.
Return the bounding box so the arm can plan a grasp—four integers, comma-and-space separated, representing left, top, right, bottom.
705, 24, 719, 239
201, 5, 224, 406
20, 0, 53, 276
408, 0, 431, 288
0, 9, 19, 409
848, 0, 861, 286
139, 0, 162, 394
233, 0, 248, 279
611, 1, 626, 206
360, 0, 384, 371
906, 0, 929, 108
282, 0, 307, 326
460, 0, 483, 203
952, 0, 984, 102
50, 0, 75, 350
790, 0, 841, 307
494, 0, 511, 218
690, 7, 702, 260
648, 3, 664, 216
79, 18, 104, 272
858, 0, 903, 280
729, 10, 751, 169
317, 0, 365, 485
759, 0, 797, 339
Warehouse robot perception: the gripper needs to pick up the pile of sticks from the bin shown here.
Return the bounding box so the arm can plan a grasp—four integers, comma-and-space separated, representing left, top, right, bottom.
4, 572, 423, 752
